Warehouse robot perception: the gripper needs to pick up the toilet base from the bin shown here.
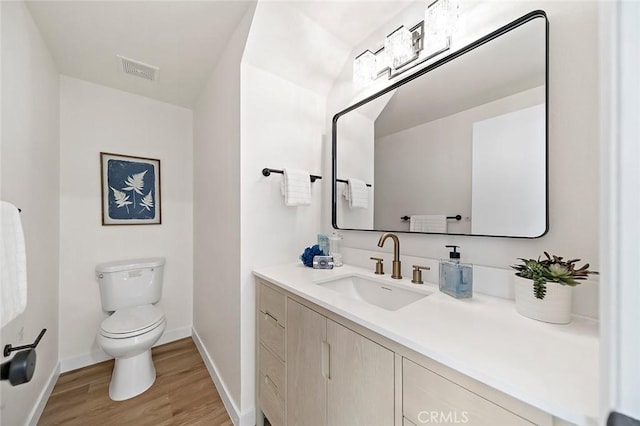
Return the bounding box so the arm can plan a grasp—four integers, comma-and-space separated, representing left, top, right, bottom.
109, 349, 156, 401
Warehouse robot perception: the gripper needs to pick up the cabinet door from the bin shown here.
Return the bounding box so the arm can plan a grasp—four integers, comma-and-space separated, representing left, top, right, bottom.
403, 358, 534, 426
327, 319, 395, 426
286, 299, 327, 426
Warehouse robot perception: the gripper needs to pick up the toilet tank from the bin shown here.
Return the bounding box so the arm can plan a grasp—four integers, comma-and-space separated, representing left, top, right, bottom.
96, 257, 165, 312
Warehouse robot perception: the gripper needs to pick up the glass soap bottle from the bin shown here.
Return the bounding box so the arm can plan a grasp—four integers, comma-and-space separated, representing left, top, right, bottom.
328, 232, 343, 267
439, 245, 473, 298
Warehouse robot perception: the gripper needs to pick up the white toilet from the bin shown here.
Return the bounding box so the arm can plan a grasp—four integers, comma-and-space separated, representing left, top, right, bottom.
95, 257, 167, 401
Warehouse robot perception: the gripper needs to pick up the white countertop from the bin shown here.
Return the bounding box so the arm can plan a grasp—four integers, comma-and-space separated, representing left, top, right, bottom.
253, 262, 599, 425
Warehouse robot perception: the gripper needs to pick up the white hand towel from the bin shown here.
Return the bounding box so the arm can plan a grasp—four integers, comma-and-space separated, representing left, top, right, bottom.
1, 201, 27, 328
409, 215, 447, 233
281, 168, 311, 206
346, 178, 368, 209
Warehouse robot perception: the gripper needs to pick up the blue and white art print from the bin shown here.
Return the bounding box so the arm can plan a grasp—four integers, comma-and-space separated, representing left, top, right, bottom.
101, 152, 161, 225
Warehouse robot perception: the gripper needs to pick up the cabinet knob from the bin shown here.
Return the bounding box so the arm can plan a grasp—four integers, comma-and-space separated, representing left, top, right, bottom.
411, 265, 430, 284
370, 257, 384, 275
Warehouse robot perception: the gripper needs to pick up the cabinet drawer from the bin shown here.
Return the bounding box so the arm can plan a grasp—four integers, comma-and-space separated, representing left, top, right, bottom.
403, 358, 534, 426
259, 281, 286, 326
259, 310, 285, 360
259, 372, 285, 426
259, 344, 285, 395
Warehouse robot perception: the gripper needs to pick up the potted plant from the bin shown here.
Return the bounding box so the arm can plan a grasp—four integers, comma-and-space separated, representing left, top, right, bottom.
511, 252, 597, 324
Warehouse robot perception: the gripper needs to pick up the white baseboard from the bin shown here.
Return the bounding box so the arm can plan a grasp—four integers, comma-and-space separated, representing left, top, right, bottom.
28, 363, 60, 426
60, 326, 192, 373
60, 350, 111, 374
192, 328, 254, 426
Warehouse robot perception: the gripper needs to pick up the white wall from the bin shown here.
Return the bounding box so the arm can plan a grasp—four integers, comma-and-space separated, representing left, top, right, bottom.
325, 2, 600, 293
0, 2, 60, 424
59, 76, 193, 371
192, 5, 254, 424
193, 5, 331, 423
237, 3, 350, 423
239, 62, 326, 419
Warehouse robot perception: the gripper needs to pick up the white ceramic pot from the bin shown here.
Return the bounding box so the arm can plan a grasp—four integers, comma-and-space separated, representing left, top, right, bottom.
513, 276, 573, 324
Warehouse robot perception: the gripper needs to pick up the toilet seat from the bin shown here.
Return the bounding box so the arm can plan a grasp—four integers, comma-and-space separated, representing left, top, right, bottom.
101, 304, 165, 339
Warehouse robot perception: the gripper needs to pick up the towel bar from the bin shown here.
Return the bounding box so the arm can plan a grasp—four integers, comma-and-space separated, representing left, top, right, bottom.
401, 215, 462, 221
262, 168, 321, 183
336, 178, 372, 188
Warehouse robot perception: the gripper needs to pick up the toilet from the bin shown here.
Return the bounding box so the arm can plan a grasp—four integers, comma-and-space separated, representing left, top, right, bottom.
95, 257, 167, 401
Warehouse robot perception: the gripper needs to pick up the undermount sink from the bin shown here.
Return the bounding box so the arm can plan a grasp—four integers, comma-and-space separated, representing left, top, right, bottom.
314, 274, 431, 311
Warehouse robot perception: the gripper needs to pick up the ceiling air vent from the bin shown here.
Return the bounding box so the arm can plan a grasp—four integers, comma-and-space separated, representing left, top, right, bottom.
117, 55, 159, 81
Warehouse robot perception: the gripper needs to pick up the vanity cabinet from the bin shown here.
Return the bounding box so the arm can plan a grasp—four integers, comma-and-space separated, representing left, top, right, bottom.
256, 278, 553, 426
326, 319, 395, 425
287, 298, 395, 426
403, 358, 536, 425
257, 281, 287, 426
286, 298, 326, 426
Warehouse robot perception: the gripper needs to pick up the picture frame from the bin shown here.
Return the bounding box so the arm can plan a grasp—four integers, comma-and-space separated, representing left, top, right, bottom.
100, 152, 161, 225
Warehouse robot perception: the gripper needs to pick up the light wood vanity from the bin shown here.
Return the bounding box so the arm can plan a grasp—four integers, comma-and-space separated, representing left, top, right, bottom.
255, 275, 572, 426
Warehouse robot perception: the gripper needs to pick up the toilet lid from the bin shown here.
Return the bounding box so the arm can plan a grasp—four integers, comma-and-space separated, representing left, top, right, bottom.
101, 304, 164, 335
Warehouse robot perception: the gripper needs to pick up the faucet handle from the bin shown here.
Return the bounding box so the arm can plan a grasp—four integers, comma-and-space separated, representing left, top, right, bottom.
411, 265, 431, 284
370, 257, 384, 275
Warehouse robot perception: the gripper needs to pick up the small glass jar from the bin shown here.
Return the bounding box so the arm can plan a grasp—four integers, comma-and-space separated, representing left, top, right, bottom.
328, 232, 343, 267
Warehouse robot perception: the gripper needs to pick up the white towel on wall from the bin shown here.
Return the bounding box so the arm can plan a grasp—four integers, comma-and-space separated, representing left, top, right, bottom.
1, 201, 27, 328
410, 215, 447, 233
344, 178, 368, 209
281, 168, 311, 206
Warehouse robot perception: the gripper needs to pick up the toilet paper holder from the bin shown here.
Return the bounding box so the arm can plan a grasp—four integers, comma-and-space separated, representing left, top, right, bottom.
1, 328, 46, 386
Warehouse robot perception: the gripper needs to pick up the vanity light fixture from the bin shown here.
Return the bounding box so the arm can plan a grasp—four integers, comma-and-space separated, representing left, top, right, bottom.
353, 50, 377, 87
424, 0, 459, 56
385, 26, 418, 70
352, 0, 459, 88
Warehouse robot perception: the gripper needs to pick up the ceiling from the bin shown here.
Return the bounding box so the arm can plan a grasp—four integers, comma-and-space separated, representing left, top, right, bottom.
291, 1, 414, 48
25, 1, 417, 108
26, 1, 253, 108
242, 1, 416, 96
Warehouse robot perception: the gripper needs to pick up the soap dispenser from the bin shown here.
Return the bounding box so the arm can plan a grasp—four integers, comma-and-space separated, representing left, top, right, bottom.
439, 245, 473, 298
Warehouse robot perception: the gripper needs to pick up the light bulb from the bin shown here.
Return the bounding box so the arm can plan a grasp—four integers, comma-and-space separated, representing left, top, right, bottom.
385, 26, 415, 70
424, 0, 459, 55
353, 50, 377, 87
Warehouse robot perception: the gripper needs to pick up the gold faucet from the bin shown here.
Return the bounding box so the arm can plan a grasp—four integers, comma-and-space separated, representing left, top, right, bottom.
377, 232, 402, 279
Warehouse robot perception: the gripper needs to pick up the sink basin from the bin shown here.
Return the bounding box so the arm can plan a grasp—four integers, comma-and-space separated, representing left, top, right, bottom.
314, 274, 430, 311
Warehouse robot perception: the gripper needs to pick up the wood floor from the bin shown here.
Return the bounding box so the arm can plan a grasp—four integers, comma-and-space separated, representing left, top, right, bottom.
39, 338, 233, 426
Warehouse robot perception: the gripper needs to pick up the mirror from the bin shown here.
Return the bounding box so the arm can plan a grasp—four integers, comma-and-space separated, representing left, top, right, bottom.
333, 11, 548, 238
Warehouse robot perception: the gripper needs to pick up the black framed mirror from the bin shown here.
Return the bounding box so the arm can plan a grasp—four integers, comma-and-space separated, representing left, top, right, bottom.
332, 10, 548, 238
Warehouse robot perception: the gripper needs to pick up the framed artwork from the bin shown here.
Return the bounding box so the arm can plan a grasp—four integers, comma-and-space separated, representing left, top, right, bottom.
100, 152, 161, 225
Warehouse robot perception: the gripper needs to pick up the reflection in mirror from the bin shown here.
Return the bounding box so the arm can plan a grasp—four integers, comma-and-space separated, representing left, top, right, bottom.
333, 11, 548, 238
